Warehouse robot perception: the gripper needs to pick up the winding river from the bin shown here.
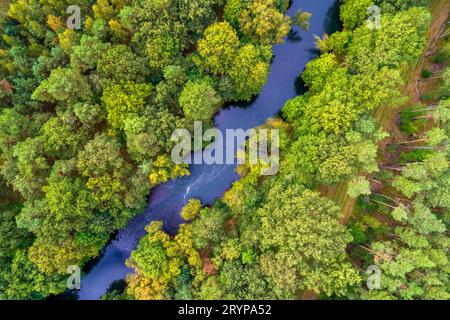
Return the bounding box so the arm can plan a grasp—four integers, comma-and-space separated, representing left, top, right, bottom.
78, 0, 340, 300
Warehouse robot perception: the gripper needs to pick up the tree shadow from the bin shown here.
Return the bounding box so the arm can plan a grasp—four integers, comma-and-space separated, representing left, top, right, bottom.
287, 30, 303, 43
324, 0, 342, 34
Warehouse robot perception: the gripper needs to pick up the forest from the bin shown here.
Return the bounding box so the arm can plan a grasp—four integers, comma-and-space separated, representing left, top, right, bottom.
0, 0, 449, 300
119, 0, 450, 300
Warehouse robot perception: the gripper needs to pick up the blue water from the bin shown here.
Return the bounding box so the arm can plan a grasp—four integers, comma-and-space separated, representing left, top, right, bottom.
78, 0, 339, 300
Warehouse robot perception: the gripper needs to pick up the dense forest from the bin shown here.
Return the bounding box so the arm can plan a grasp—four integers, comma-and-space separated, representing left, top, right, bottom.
118, 0, 450, 300
0, 0, 448, 300
0, 0, 297, 299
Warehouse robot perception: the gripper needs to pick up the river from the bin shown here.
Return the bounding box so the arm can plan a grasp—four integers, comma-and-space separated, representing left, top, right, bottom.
78, 0, 340, 300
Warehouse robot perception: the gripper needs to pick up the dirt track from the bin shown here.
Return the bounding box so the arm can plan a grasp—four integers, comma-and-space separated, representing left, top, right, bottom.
407, 0, 450, 104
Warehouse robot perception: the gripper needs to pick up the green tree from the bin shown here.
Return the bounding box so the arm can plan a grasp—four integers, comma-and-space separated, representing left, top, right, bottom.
347, 176, 372, 198
179, 80, 222, 122
40, 111, 89, 159
347, 7, 430, 73
375, 0, 431, 14
257, 186, 361, 297
227, 44, 270, 101
240, 0, 291, 45
70, 35, 111, 72
190, 207, 226, 250
224, 0, 244, 30
340, 0, 374, 30
31, 67, 92, 104
97, 44, 149, 85
11, 137, 49, 199
0, 250, 66, 300
145, 28, 182, 72
102, 81, 153, 130
181, 199, 202, 221
301, 53, 338, 93
124, 110, 181, 162
293, 10, 312, 31
154, 65, 187, 111
197, 22, 239, 75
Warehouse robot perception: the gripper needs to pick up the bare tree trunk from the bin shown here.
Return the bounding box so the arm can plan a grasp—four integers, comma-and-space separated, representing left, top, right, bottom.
413, 115, 433, 120
370, 178, 383, 185
383, 165, 403, 172
408, 106, 437, 113
371, 199, 397, 210
402, 146, 435, 150
396, 138, 428, 145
